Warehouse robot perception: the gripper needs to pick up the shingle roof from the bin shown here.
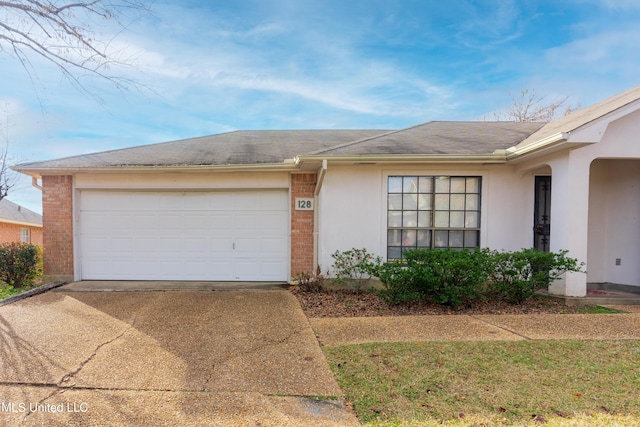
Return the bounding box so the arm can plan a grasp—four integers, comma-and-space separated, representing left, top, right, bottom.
515, 84, 640, 149
15, 130, 390, 170
14, 122, 548, 174
309, 121, 546, 156
0, 199, 42, 226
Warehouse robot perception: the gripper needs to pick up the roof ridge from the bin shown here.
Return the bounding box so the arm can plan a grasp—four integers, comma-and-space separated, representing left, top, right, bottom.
306, 125, 425, 155
304, 120, 535, 156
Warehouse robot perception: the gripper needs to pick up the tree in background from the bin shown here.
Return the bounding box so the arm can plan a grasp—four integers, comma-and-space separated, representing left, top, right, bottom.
0, 0, 150, 96
490, 89, 581, 122
0, 115, 14, 202
0, 146, 14, 202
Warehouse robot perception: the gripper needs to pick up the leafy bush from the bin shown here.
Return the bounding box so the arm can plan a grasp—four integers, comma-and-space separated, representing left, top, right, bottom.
369, 260, 418, 305
331, 248, 382, 289
363, 247, 584, 307
411, 248, 490, 307
0, 242, 41, 288
488, 249, 584, 303
374, 249, 490, 307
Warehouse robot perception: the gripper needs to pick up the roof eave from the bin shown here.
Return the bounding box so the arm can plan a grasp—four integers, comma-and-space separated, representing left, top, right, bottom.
12, 161, 299, 178
506, 132, 569, 160
505, 132, 595, 163
0, 218, 43, 227
295, 153, 508, 168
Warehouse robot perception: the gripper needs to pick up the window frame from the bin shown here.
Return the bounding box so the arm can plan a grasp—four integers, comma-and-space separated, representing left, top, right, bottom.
386, 175, 482, 259
20, 227, 31, 243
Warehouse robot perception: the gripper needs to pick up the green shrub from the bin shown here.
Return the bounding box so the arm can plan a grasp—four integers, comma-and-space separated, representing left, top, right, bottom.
331, 248, 382, 289
488, 249, 584, 303
0, 242, 41, 288
404, 248, 490, 307
366, 247, 584, 307
370, 260, 418, 305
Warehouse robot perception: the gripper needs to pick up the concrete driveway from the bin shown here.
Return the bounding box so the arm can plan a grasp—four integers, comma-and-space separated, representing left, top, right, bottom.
0, 289, 359, 426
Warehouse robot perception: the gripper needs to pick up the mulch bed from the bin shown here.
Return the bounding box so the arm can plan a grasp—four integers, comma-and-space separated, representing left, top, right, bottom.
290, 287, 586, 318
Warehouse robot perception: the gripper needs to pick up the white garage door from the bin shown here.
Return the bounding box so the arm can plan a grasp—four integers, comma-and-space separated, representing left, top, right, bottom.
79, 190, 289, 281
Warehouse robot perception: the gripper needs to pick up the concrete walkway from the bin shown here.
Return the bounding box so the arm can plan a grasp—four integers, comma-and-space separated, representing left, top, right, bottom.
0, 290, 359, 427
310, 307, 640, 345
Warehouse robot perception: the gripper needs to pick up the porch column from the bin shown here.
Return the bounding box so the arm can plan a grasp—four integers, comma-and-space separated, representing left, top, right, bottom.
547, 154, 589, 297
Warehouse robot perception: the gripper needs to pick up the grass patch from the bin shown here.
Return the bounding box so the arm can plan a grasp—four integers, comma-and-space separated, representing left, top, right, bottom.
0, 284, 35, 301
324, 340, 640, 426
572, 306, 622, 314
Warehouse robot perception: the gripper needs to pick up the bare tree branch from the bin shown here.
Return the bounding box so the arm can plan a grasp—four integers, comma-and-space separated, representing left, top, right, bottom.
0, 0, 151, 97
0, 112, 15, 202
487, 89, 581, 122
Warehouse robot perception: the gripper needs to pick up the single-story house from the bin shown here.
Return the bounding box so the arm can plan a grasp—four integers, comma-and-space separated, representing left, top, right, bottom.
12, 85, 640, 297
0, 198, 43, 246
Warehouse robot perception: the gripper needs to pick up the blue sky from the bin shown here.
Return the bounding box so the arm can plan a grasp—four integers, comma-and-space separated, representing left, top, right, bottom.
2, 0, 640, 213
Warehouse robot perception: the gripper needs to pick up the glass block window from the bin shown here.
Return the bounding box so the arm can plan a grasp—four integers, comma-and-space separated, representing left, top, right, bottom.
387, 176, 481, 259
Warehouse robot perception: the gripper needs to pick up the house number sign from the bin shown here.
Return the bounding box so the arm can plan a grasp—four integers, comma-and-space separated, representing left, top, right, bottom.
295, 198, 314, 211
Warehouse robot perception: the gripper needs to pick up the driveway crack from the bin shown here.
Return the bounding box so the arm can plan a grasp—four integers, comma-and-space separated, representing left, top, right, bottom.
57, 325, 132, 387
18, 387, 59, 426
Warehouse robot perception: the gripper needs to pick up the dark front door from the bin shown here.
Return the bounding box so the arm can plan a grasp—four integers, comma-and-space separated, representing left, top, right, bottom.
534, 176, 551, 252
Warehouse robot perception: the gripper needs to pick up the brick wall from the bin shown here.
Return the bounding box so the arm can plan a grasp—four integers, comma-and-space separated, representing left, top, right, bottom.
42, 175, 74, 282
0, 223, 43, 246
290, 173, 317, 277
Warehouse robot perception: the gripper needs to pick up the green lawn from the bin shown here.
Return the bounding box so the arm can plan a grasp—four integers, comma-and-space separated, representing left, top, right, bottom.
324, 340, 640, 426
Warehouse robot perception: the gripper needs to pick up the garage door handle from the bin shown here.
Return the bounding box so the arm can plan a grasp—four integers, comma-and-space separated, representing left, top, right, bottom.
233, 242, 235, 250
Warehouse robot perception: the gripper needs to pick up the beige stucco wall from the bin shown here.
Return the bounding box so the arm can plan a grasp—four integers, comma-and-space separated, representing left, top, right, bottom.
316, 164, 535, 276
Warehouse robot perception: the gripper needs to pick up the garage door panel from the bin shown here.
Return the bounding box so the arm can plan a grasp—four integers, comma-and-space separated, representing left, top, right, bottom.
235, 213, 259, 231
260, 213, 287, 231
80, 190, 288, 281
261, 238, 286, 254
236, 237, 259, 255
210, 213, 235, 233
182, 238, 209, 253
111, 237, 135, 253
82, 213, 109, 231
134, 238, 158, 252
184, 214, 210, 231
83, 236, 108, 253
158, 214, 183, 230
209, 261, 235, 278
261, 261, 286, 277
156, 237, 184, 253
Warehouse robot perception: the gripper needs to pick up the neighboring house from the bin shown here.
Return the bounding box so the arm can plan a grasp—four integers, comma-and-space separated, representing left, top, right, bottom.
0, 199, 43, 246
12, 85, 640, 297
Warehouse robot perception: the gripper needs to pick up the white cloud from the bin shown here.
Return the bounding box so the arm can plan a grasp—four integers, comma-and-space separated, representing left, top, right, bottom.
574, 0, 640, 10
542, 24, 640, 89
